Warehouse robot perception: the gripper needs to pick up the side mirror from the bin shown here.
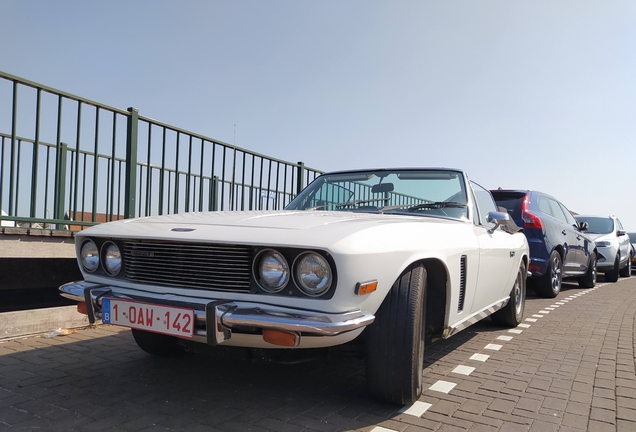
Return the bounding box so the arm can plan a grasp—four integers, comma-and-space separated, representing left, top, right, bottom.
578, 221, 589, 231
617, 229, 626, 236
486, 211, 521, 234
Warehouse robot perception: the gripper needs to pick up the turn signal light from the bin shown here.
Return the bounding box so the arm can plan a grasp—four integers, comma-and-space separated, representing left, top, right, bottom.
356, 280, 378, 295
77, 302, 88, 315
263, 329, 299, 347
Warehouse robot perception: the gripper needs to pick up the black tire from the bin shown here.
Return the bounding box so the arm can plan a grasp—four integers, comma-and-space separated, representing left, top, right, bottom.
366, 263, 427, 405
578, 253, 597, 288
619, 256, 631, 278
535, 250, 562, 298
131, 329, 185, 357
605, 255, 620, 282
492, 262, 526, 327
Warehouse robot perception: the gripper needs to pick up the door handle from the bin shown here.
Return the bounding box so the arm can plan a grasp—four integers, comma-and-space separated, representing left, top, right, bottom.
562, 230, 566, 236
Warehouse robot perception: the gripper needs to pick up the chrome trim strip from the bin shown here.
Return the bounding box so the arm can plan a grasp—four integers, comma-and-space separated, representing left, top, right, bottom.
442, 297, 508, 338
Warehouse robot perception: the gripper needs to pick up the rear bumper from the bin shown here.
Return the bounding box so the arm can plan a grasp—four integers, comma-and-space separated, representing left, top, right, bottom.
59, 281, 375, 346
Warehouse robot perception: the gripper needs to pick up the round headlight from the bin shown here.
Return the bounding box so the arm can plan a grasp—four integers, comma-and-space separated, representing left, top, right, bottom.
296, 253, 332, 296
102, 242, 122, 276
257, 249, 290, 292
80, 240, 99, 273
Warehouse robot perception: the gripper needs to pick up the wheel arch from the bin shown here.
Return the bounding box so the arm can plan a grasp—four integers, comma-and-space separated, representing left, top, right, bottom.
415, 258, 448, 345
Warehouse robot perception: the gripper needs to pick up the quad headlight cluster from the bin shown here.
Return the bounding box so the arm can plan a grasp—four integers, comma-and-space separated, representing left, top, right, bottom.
254, 248, 334, 297
80, 239, 122, 276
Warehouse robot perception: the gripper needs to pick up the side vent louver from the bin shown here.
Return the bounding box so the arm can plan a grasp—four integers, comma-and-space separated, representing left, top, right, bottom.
458, 255, 467, 312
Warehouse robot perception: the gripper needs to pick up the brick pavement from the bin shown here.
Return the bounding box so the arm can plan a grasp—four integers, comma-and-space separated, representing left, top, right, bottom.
0, 276, 635, 432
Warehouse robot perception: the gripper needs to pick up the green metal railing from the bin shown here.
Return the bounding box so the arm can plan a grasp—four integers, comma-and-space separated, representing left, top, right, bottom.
0, 71, 322, 230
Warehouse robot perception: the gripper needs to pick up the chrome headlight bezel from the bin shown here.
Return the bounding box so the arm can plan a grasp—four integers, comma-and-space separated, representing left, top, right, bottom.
80, 239, 100, 273
254, 248, 290, 293
294, 252, 333, 297
102, 241, 122, 276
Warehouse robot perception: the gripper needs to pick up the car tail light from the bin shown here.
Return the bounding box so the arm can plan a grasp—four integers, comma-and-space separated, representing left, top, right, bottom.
521, 195, 543, 229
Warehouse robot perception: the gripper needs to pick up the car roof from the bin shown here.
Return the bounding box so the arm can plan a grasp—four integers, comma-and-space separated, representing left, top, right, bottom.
322, 167, 464, 175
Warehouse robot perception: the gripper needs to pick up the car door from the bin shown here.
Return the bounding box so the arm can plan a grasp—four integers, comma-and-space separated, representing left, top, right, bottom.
469, 182, 515, 313
547, 198, 583, 274
558, 201, 593, 271
616, 219, 631, 265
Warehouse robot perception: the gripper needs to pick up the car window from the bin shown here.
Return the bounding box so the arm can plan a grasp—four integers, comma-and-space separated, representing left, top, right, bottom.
286, 169, 469, 219
558, 202, 577, 226
470, 181, 497, 227
575, 217, 614, 234
537, 197, 552, 216
548, 199, 568, 224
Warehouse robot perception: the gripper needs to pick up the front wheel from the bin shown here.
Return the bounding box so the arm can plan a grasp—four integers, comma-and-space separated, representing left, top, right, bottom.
619, 256, 631, 278
366, 263, 427, 405
535, 251, 562, 298
605, 255, 620, 282
492, 262, 526, 327
578, 253, 597, 288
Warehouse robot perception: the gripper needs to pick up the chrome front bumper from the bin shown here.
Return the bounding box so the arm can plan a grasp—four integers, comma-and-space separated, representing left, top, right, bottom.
59, 281, 375, 346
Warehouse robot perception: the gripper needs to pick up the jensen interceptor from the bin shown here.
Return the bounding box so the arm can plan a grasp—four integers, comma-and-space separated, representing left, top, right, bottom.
60, 168, 529, 404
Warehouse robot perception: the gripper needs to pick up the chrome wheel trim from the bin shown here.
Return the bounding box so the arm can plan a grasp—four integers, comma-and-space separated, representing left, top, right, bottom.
551, 255, 562, 292
513, 271, 524, 316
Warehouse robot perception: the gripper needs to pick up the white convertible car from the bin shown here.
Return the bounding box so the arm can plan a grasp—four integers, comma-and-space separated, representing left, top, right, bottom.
60, 168, 529, 404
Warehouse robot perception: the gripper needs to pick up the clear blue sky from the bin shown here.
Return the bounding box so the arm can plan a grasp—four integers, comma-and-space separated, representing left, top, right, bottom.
1, 1, 635, 228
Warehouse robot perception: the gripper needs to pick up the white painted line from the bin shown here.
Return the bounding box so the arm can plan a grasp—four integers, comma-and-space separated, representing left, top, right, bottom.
508, 329, 523, 334
497, 335, 513, 341
525, 318, 537, 322
532, 314, 544, 318
470, 353, 490, 362
518, 323, 531, 328
555, 302, 565, 305
485, 343, 502, 351
452, 365, 475, 375
399, 401, 432, 417
371, 427, 398, 432
544, 307, 555, 311
538, 310, 550, 314
549, 305, 560, 308
429, 380, 457, 394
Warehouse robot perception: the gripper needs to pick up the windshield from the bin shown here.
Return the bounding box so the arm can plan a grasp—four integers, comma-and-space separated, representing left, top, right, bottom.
286, 169, 468, 220
576, 216, 614, 234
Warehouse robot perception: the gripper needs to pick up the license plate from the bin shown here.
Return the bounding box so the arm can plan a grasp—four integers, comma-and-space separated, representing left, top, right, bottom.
102, 298, 195, 338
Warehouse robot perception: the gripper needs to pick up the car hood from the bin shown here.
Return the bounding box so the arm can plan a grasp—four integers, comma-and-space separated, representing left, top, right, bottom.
77, 210, 464, 250
585, 232, 612, 242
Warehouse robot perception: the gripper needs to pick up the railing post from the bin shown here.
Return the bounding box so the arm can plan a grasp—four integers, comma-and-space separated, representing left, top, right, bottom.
54, 142, 68, 228
8, 81, 18, 216
296, 161, 305, 195
211, 176, 219, 211
124, 107, 139, 219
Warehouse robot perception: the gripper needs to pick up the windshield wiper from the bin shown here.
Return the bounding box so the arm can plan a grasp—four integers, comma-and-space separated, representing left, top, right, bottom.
306, 198, 387, 211
335, 198, 389, 208
380, 201, 467, 213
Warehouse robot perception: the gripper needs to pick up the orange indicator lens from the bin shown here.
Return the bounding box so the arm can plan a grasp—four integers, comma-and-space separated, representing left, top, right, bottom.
77, 302, 88, 315
263, 329, 299, 347
356, 280, 378, 295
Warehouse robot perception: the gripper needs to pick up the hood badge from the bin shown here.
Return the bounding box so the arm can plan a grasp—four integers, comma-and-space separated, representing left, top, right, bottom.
171, 228, 196, 232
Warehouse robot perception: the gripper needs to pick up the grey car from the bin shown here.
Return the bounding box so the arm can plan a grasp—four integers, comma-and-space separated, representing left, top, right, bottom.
575, 215, 632, 281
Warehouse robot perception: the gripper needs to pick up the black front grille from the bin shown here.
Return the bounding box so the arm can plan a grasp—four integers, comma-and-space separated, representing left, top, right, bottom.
122, 240, 253, 292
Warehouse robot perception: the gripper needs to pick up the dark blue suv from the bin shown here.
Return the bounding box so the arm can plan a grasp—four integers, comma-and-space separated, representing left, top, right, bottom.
491, 190, 597, 297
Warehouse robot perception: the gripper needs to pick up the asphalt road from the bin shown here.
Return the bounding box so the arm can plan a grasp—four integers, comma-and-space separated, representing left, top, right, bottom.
1, 275, 635, 432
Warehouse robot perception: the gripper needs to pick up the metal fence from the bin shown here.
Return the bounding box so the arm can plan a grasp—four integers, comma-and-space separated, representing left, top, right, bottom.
0, 71, 322, 230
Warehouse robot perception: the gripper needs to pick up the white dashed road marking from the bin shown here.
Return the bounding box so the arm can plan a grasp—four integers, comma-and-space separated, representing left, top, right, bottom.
485, 343, 502, 351
470, 353, 490, 362
429, 380, 457, 393
399, 401, 432, 417
452, 365, 475, 375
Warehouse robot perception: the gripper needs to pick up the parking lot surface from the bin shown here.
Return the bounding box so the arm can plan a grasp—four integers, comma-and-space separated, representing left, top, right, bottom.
1, 277, 635, 432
